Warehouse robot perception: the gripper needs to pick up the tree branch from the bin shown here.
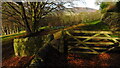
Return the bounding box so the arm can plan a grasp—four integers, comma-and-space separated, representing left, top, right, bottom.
6, 2, 21, 15
2, 10, 25, 27
20, 2, 32, 33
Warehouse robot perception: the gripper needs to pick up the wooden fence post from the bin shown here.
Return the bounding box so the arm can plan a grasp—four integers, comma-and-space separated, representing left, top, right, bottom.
62, 31, 68, 56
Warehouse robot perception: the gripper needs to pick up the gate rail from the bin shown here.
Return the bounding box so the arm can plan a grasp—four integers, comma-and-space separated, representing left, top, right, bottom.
63, 30, 120, 54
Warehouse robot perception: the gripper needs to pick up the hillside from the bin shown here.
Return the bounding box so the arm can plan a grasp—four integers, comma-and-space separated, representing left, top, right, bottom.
64, 7, 97, 13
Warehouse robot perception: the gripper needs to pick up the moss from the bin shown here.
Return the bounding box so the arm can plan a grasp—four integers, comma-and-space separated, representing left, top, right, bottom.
13, 34, 54, 56
14, 36, 44, 56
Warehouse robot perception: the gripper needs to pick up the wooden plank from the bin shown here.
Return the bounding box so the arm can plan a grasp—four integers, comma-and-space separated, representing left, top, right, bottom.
63, 24, 88, 31
83, 33, 100, 42
68, 51, 99, 54
65, 31, 98, 53
53, 31, 62, 40
74, 36, 120, 39
68, 46, 107, 50
101, 47, 116, 54
68, 42, 114, 45
73, 30, 120, 34
104, 34, 119, 43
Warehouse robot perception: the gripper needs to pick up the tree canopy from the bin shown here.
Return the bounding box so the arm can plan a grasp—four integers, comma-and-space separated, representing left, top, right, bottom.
2, 1, 65, 34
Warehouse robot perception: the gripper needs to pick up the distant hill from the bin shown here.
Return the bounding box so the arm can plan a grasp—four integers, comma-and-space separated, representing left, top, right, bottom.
64, 7, 97, 13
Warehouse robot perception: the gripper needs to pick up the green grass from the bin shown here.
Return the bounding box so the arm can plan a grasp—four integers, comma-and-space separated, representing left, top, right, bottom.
38, 26, 67, 30
84, 20, 101, 25
80, 20, 109, 31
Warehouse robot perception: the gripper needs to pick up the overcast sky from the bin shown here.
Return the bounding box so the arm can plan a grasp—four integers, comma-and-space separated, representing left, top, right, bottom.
64, 0, 100, 10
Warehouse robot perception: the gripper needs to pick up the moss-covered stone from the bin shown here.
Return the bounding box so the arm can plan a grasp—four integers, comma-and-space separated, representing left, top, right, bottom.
14, 35, 50, 56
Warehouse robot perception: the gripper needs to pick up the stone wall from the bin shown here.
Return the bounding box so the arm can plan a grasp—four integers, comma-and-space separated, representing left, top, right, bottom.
14, 35, 48, 56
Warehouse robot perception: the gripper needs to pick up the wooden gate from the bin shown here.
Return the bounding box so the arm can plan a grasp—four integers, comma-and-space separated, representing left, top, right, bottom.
63, 30, 120, 54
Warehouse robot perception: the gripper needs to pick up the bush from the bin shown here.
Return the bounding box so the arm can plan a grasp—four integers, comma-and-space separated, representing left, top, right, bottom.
102, 12, 120, 31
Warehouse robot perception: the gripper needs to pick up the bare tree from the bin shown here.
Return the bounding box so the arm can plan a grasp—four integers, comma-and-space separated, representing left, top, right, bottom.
2, 1, 65, 35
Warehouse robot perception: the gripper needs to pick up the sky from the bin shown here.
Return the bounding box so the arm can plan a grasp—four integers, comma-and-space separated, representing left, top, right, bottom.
64, 0, 100, 10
